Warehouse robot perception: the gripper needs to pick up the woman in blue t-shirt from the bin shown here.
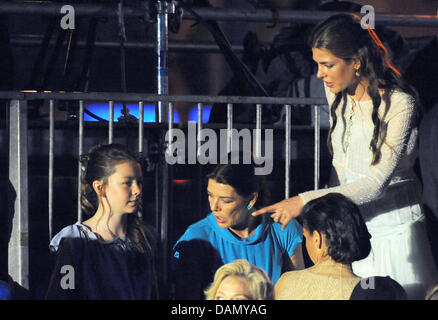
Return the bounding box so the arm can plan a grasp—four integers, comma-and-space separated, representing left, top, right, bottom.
173, 154, 304, 299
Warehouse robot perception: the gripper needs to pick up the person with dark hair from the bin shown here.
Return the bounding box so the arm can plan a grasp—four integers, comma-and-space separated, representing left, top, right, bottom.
173, 154, 303, 299
46, 144, 158, 299
350, 276, 407, 300
254, 13, 438, 299
275, 193, 373, 299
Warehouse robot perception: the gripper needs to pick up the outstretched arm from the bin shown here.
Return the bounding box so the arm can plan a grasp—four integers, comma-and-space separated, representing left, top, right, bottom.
254, 92, 415, 228
252, 195, 304, 230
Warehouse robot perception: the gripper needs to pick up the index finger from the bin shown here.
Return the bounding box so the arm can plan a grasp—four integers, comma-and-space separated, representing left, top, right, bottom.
252, 205, 277, 217
281, 216, 293, 230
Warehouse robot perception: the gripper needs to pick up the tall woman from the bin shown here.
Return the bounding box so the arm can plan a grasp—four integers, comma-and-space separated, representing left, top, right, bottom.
173, 155, 303, 299
46, 144, 157, 299
254, 13, 437, 299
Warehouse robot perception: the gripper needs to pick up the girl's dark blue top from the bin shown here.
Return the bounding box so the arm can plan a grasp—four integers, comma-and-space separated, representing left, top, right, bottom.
46, 223, 153, 300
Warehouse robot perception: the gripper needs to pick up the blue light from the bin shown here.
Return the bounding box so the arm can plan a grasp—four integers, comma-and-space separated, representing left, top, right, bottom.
84, 103, 180, 123
188, 105, 212, 123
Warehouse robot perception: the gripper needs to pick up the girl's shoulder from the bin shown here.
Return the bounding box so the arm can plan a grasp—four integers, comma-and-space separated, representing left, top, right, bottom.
49, 223, 94, 253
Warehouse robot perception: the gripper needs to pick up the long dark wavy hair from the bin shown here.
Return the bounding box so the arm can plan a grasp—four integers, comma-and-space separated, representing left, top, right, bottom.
80, 144, 156, 273
310, 13, 420, 165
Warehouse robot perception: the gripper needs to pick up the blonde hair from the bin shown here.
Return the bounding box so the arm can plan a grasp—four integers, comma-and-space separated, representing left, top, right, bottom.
204, 259, 274, 300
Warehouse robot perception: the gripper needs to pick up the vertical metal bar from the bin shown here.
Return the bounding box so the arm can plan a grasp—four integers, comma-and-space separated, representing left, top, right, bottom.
77, 100, 84, 223
156, 1, 170, 123
197, 102, 203, 219
154, 101, 160, 231
137, 101, 144, 220
156, 0, 174, 288
154, 167, 160, 231
48, 100, 55, 242
139, 101, 144, 153
314, 105, 320, 190
167, 101, 174, 165
285, 104, 291, 199
227, 103, 233, 153
168, 102, 174, 130
160, 152, 169, 284
255, 104, 262, 158
108, 100, 114, 144
197, 102, 203, 156
159, 146, 169, 284
8, 99, 29, 289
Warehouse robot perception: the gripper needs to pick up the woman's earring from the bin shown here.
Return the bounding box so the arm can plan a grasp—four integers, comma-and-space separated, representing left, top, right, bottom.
355, 69, 360, 77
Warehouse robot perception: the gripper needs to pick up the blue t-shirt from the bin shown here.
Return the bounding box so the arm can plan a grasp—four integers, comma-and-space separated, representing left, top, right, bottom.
173, 213, 303, 285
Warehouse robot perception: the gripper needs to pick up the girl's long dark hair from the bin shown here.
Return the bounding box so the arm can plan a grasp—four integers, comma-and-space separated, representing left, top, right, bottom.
80, 144, 157, 272
310, 13, 420, 165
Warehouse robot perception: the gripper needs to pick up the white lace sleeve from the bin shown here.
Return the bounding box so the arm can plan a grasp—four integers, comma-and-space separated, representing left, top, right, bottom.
299, 92, 416, 205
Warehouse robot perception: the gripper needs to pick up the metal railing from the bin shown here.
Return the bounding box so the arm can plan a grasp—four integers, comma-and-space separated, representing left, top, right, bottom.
3, 1, 438, 296
2, 90, 327, 293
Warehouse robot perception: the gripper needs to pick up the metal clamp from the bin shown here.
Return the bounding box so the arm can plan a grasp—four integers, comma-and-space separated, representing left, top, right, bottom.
156, 1, 176, 15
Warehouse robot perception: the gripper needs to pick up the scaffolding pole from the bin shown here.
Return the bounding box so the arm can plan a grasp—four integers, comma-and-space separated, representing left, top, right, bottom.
8, 100, 29, 289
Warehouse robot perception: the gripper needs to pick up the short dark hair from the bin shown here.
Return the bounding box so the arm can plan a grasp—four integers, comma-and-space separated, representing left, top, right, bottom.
299, 193, 371, 264
206, 152, 269, 207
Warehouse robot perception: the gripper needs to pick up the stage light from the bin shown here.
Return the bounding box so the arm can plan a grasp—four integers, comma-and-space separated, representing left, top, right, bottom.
173, 179, 189, 185
188, 105, 212, 123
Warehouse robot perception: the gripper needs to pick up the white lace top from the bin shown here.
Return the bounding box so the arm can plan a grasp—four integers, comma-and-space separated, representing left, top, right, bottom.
299, 84, 419, 211
297, 85, 438, 300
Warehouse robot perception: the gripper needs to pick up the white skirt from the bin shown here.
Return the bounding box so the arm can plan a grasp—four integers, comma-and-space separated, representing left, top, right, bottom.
352, 181, 438, 300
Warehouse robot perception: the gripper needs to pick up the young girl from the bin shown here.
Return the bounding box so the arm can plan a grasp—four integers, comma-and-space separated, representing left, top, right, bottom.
46, 144, 157, 299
